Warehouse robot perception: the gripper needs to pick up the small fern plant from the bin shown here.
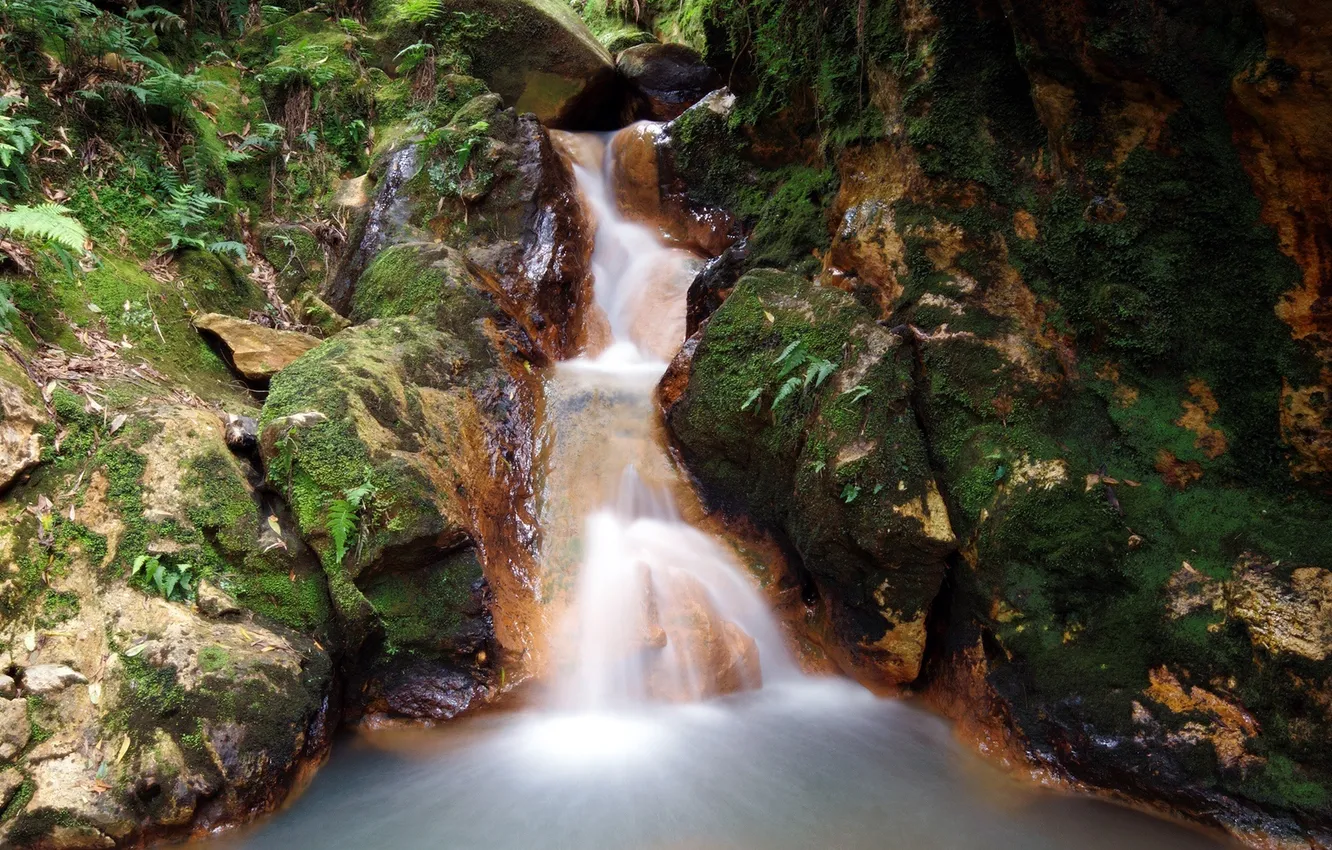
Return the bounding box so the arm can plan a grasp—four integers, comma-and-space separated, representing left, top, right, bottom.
158, 183, 246, 261
740, 339, 838, 416
0, 96, 40, 199
326, 480, 376, 568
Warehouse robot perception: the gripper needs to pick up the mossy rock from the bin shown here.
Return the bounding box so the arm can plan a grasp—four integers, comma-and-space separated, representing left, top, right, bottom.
435, 0, 619, 128
666, 269, 955, 682
259, 223, 327, 301
257, 316, 508, 649
350, 242, 493, 332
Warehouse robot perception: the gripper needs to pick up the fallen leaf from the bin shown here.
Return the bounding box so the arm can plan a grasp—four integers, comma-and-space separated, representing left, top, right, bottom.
108, 413, 127, 434
115, 736, 131, 763
24, 630, 36, 651
87, 303, 102, 313
123, 642, 148, 657
88, 682, 102, 705
763, 311, 775, 324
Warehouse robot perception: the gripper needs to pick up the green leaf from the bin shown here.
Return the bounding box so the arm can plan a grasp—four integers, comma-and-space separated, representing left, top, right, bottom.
740, 387, 762, 412
0, 204, 88, 253
327, 498, 356, 566
841, 483, 860, 504
771, 375, 802, 410
843, 384, 871, 404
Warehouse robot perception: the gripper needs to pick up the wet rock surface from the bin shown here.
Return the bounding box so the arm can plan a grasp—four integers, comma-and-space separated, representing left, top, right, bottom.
0, 347, 44, 493
665, 269, 955, 685
617, 43, 721, 121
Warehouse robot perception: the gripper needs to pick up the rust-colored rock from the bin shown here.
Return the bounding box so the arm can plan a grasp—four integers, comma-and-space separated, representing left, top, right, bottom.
644, 569, 762, 701
606, 120, 735, 257
1229, 0, 1332, 480
193, 313, 320, 382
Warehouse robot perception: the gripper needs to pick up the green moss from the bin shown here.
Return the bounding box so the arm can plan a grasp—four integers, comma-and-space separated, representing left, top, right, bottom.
362, 549, 481, 651
37, 591, 79, 627
0, 778, 34, 823
197, 646, 231, 674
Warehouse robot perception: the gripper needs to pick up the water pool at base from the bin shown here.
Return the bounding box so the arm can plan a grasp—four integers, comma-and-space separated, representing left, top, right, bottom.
213, 679, 1231, 850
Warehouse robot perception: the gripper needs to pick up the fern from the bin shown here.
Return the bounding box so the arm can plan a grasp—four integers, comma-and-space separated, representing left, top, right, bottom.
326, 481, 377, 567
327, 499, 355, 566
0, 204, 89, 253
771, 375, 803, 411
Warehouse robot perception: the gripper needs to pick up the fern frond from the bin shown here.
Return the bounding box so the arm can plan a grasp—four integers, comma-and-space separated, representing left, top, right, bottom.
0, 203, 88, 252
327, 498, 355, 566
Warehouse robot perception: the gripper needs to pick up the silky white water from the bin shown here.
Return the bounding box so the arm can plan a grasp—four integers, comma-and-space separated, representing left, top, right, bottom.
219, 124, 1233, 850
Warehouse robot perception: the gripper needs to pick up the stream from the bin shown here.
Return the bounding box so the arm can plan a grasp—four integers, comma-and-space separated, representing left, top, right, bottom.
208, 124, 1233, 850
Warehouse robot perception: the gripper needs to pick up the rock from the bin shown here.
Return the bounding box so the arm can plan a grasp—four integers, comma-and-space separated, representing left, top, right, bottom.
0, 697, 29, 760
257, 223, 327, 301
21, 664, 87, 695
257, 317, 510, 654
0, 767, 22, 810
645, 570, 761, 700
193, 313, 320, 382
223, 413, 258, 453
0, 346, 44, 493
604, 29, 656, 54
0, 673, 15, 699
604, 120, 735, 257
439, 0, 618, 128
195, 580, 243, 620
381, 666, 489, 721
664, 270, 955, 684
686, 237, 748, 336
617, 43, 721, 121
1228, 560, 1332, 661
325, 145, 425, 316
291, 291, 351, 337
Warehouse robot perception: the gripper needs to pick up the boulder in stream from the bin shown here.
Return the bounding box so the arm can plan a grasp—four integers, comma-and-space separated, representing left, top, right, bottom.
617, 43, 722, 121
663, 269, 956, 685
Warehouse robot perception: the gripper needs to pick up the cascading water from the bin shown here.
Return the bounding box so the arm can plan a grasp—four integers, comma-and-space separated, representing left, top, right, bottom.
542, 124, 794, 710
220, 123, 1233, 850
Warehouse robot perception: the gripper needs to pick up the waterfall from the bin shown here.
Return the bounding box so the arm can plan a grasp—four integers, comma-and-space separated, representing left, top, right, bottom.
541, 124, 795, 710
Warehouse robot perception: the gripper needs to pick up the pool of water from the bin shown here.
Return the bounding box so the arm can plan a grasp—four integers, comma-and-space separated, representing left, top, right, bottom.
208, 679, 1231, 850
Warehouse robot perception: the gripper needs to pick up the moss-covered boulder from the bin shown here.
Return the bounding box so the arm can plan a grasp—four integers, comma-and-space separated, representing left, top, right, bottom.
256, 316, 510, 653
0, 401, 334, 848
440, 0, 619, 128
664, 269, 955, 683
393, 98, 595, 359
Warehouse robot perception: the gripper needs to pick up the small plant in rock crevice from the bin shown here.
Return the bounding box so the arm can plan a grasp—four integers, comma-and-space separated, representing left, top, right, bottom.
130, 554, 196, 602
326, 479, 376, 568
740, 338, 838, 418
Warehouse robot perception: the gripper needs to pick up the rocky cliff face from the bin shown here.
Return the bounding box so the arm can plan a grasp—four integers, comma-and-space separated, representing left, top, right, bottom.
649, 0, 1332, 843
0, 0, 1330, 845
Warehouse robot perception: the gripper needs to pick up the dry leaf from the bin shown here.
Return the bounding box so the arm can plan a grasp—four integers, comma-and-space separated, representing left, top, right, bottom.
23, 630, 36, 652
108, 413, 127, 434
116, 736, 131, 763
88, 682, 102, 705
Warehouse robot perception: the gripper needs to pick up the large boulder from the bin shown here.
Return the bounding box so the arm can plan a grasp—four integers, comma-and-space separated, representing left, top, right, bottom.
663, 269, 956, 684
0, 347, 44, 493
193, 313, 321, 383
0, 403, 334, 847
617, 43, 721, 121
255, 316, 515, 700
441, 0, 619, 128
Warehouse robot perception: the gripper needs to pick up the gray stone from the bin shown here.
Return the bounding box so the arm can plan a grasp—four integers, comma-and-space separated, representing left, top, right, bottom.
0, 767, 22, 810
22, 664, 87, 695
0, 698, 30, 761
0, 673, 15, 699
